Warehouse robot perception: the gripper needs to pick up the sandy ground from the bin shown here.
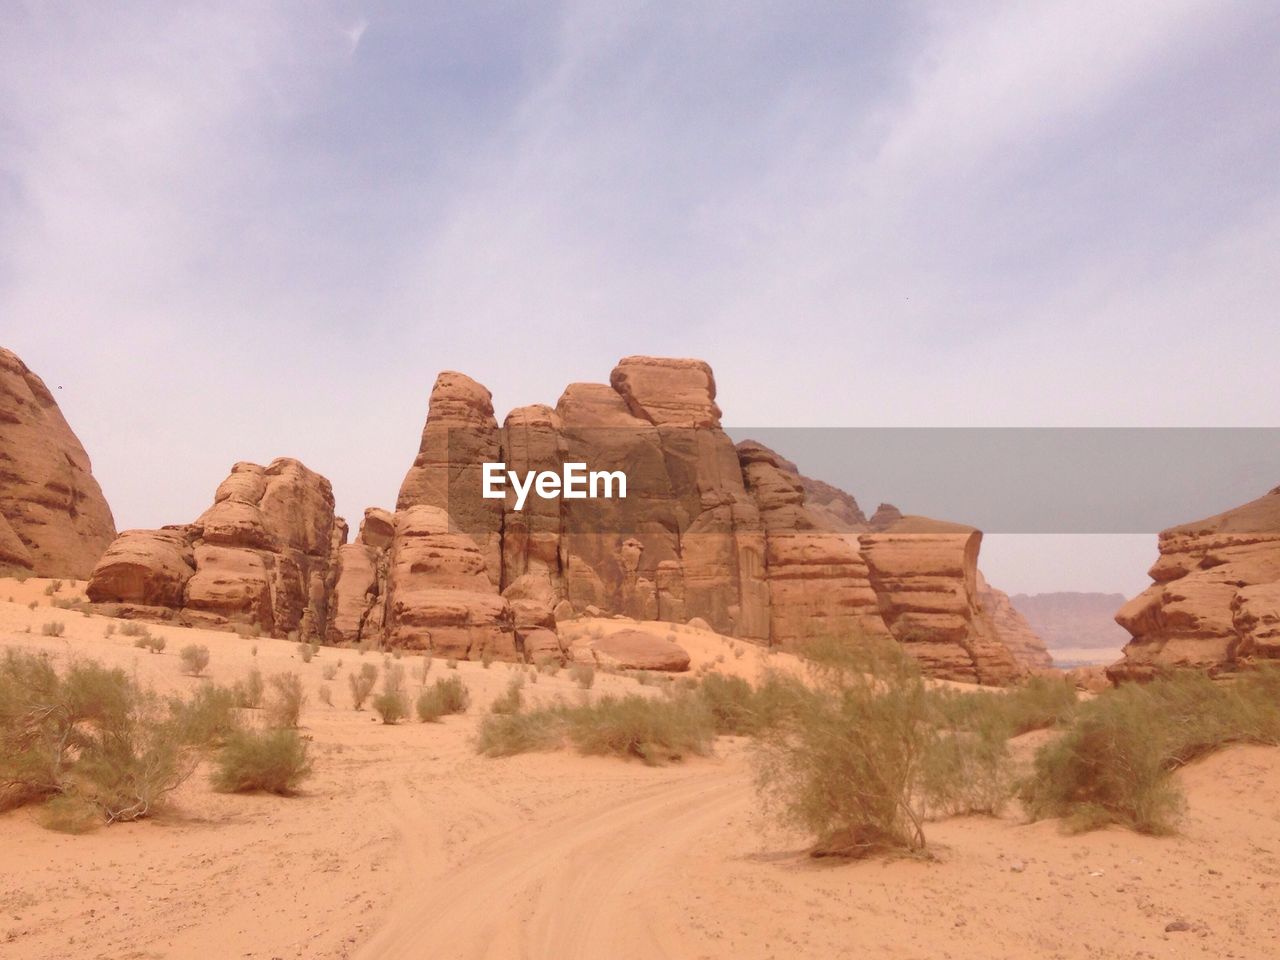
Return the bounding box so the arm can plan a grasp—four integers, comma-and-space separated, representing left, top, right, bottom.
2, 576, 1279, 960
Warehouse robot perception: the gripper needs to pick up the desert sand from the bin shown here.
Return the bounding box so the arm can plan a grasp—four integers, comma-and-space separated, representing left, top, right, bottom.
3, 575, 1278, 960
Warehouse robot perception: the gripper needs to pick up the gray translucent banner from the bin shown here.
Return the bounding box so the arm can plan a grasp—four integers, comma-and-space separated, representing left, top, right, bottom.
438, 427, 1280, 534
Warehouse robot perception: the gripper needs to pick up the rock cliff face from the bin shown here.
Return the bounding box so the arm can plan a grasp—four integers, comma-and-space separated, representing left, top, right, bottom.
1109, 487, 1280, 682
87, 459, 339, 639
976, 575, 1054, 672
0, 347, 116, 578
347, 356, 1046, 680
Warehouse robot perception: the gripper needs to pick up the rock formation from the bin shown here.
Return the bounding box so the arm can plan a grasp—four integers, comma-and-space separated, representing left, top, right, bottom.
976, 575, 1054, 671
1010, 592, 1130, 653
1109, 486, 1280, 682
87, 458, 340, 639
0, 347, 116, 578
349, 357, 1047, 681
859, 517, 1026, 684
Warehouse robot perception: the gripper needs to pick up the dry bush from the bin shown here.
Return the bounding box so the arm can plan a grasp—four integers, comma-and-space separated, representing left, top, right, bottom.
321, 662, 338, 681
416, 675, 470, 722
445, 657, 459, 670
372, 664, 409, 724
265, 673, 305, 728
119, 622, 146, 637
0, 650, 197, 826
232, 668, 264, 709
348, 663, 378, 709
172, 683, 239, 747
299, 642, 315, 664
566, 693, 714, 765
1021, 667, 1280, 834
754, 636, 983, 858
179, 644, 210, 677
931, 674, 1077, 738
103, 623, 116, 638
212, 728, 312, 795
477, 710, 565, 757
416, 656, 432, 685
40, 621, 65, 637
318, 684, 332, 706
569, 662, 595, 690
490, 676, 525, 715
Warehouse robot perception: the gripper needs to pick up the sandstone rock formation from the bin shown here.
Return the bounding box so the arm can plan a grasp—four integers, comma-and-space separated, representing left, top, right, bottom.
358, 357, 1046, 680
859, 518, 1026, 684
976, 575, 1054, 671
1109, 486, 1280, 682
87, 459, 339, 639
1010, 592, 1130, 653
0, 347, 116, 577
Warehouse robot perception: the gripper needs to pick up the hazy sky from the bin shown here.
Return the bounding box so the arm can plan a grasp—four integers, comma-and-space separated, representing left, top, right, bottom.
3, 2, 1278, 597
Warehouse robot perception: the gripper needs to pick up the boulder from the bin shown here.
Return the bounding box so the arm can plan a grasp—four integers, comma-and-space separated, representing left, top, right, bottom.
0, 347, 116, 577
591, 629, 692, 671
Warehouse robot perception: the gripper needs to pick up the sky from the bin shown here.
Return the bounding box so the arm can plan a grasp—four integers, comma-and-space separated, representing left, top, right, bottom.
3, 1, 1279, 597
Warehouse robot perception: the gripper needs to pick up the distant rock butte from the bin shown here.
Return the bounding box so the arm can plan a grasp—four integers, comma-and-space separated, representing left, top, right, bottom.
1109, 486, 1280, 682
1010, 592, 1130, 652
82, 355, 1049, 682
0, 347, 116, 578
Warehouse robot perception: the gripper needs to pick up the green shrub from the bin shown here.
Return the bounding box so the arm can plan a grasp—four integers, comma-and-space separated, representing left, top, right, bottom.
477, 710, 565, 757
1020, 668, 1280, 834
264, 673, 305, 728
565, 693, 713, 765
754, 637, 939, 857
348, 663, 378, 709
172, 683, 240, 747
179, 644, 210, 677
212, 728, 312, 795
490, 676, 525, 715
931, 674, 1077, 737
372, 664, 408, 724
416, 675, 470, 722
697, 673, 761, 735
232, 668, 264, 709
0, 651, 196, 824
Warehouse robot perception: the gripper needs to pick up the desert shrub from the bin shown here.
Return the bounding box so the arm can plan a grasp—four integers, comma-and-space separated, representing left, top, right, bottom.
372, 664, 408, 724
322, 662, 338, 681
103, 623, 116, 638
172, 683, 240, 747
477, 710, 565, 757
536, 656, 560, 676
40, 621, 65, 637
446, 657, 458, 670
565, 693, 714, 765
119, 622, 146, 637
26, 600, 37, 611
179, 644, 210, 677
44, 580, 63, 596
569, 662, 596, 690
232, 668, 264, 709
148, 633, 166, 653
348, 663, 378, 709
264, 673, 305, 728
318, 685, 332, 706
697, 673, 762, 735
755, 636, 946, 857
931, 674, 1077, 738
1021, 667, 1280, 834
416, 656, 432, 685
490, 676, 525, 715
299, 642, 315, 664
481, 646, 495, 669
212, 728, 312, 795
416, 675, 470, 722
0, 651, 197, 824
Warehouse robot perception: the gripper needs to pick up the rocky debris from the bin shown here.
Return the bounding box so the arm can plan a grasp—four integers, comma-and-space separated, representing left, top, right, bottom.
0, 347, 116, 577
859, 519, 1026, 685
590, 628, 692, 671
384, 505, 514, 659
87, 459, 338, 639
1110, 486, 1280, 682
